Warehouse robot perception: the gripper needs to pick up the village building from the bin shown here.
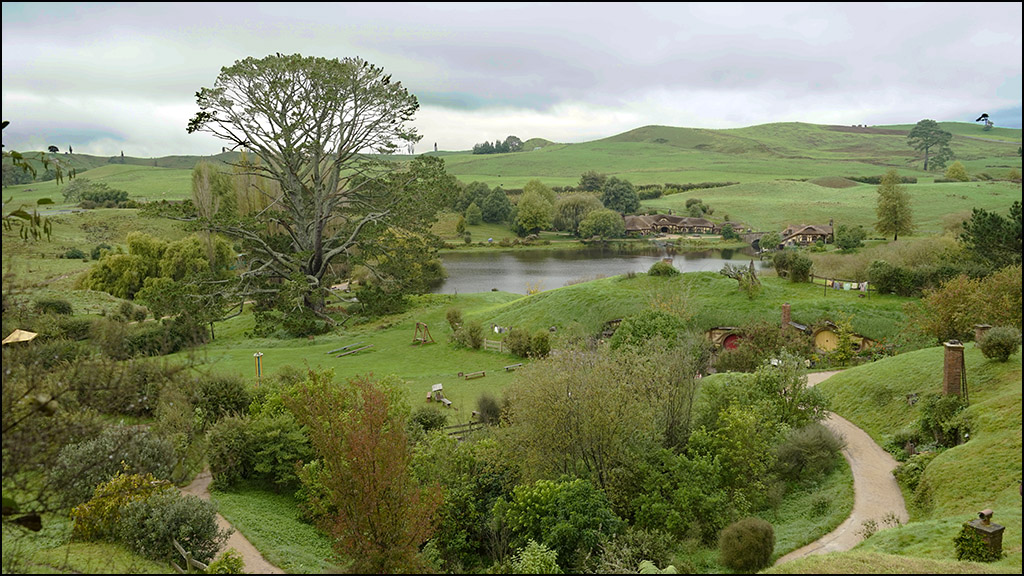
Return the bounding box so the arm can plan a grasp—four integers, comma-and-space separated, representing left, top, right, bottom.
623, 213, 719, 236
780, 224, 834, 246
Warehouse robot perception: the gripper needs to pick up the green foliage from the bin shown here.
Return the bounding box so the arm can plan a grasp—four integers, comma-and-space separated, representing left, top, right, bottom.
70, 471, 170, 542
977, 326, 1021, 362
114, 489, 230, 563
531, 330, 551, 358
511, 540, 562, 574
958, 201, 1022, 270
206, 411, 311, 491
759, 231, 782, 252
579, 170, 607, 192
553, 194, 603, 235
774, 423, 846, 482
465, 201, 483, 225
601, 177, 640, 214
945, 161, 969, 182
33, 297, 73, 315
875, 168, 915, 240
451, 319, 484, 349
481, 188, 513, 223
205, 549, 246, 574
907, 119, 954, 171
917, 393, 969, 447
720, 222, 739, 240
648, 260, 680, 277
207, 415, 254, 490
445, 307, 463, 331
494, 478, 623, 573
718, 517, 775, 572
772, 249, 813, 282
514, 190, 554, 235
595, 526, 676, 574
63, 246, 87, 259
609, 309, 687, 350
892, 451, 938, 493
953, 523, 1002, 562
51, 426, 176, 506
476, 393, 502, 425
504, 326, 533, 358
78, 183, 129, 208
907, 266, 1022, 343
577, 207, 626, 239
410, 407, 449, 434
834, 224, 867, 252
192, 374, 252, 427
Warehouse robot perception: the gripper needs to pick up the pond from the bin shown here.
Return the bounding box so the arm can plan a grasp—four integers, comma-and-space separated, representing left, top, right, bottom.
432, 244, 766, 295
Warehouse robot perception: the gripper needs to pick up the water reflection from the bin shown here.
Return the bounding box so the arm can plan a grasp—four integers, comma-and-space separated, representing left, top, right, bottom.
433, 245, 764, 295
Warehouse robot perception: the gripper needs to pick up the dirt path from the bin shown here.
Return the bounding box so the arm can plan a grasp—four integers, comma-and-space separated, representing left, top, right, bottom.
774, 371, 909, 566
181, 470, 285, 574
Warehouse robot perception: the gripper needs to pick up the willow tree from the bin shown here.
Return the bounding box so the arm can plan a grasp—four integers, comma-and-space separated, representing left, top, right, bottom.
187, 54, 455, 320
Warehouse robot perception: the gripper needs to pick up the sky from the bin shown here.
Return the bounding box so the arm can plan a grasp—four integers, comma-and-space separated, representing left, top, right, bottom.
2, 2, 1021, 158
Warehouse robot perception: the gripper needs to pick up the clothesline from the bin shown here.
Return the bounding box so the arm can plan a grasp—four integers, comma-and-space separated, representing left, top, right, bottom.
811, 275, 870, 297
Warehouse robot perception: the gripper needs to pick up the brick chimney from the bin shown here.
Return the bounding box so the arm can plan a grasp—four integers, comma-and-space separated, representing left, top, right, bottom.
974, 324, 992, 343
781, 303, 791, 329
942, 341, 965, 396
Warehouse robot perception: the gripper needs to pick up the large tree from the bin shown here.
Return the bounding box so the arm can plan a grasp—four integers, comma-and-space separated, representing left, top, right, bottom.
187, 54, 455, 319
875, 168, 915, 241
600, 177, 640, 214
907, 119, 953, 171
959, 201, 1022, 270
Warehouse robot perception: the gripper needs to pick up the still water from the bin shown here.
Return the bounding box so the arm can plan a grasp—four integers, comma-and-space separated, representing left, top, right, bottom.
433, 245, 765, 295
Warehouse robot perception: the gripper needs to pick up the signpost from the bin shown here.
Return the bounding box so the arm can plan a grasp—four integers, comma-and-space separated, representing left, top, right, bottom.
253, 351, 263, 386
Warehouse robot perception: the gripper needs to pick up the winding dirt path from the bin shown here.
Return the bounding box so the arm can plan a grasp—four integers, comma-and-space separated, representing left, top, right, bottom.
774, 371, 910, 565
181, 470, 285, 574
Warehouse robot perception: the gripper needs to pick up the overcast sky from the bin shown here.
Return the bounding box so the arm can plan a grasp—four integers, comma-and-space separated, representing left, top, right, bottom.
3, 2, 1021, 158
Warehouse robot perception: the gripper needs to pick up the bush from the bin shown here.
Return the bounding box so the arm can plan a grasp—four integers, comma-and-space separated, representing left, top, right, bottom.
648, 260, 680, 277
70, 471, 170, 541
512, 540, 562, 574
446, 307, 463, 331
775, 423, 846, 482
773, 250, 813, 282
34, 297, 73, 315
206, 549, 246, 574
476, 393, 502, 425
531, 330, 551, 358
609, 310, 687, 350
719, 517, 775, 572
451, 319, 484, 349
977, 326, 1021, 362
893, 451, 938, 492
64, 247, 87, 259
410, 407, 449, 433
206, 415, 255, 490
91, 243, 113, 260
114, 489, 230, 563
192, 374, 252, 428
51, 426, 176, 506
505, 327, 533, 358
596, 527, 675, 574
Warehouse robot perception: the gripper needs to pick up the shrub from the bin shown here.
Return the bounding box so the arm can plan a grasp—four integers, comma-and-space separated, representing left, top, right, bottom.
70, 471, 170, 541
64, 247, 87, 259
410, 407, 449, 433
773, 249, 813, 282
51, 426, 176, 506
893, 451, 938, 493
609, 309, 687, 350
512, 540, 562, 574
917, 393, 969, 447
34, 297, 73, 315
206, 549, 246, 574
206, 415, 255, 490
476, 393, 502, 425
91, 243, 113, 260
977, 326, 1021, 362
192, 374, 252, 428
446, 307, 463, 331
505, 327, 533, 358
719, 517, 775, 572
648, 260, 680, 277
596, 527, 675, 574
114, 489, 230, 563
451, 319, 484, 349
531, 330, 551, 358
775, 423, 846, 482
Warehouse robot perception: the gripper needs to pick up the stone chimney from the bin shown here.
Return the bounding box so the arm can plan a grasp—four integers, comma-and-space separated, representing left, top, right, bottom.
974, 324, 992, 343
942, 341, 965, 396
781, 303, 791, 329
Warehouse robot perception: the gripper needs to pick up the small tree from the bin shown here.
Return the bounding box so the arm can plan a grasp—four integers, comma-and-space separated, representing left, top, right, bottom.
875, 169, 915, 241
834, 224, 866, 252
465, 202, 483, 225
759, 231, 781, 252
945, 161, 969, 182
601, 177, 640, 214
577, 208, 625, 239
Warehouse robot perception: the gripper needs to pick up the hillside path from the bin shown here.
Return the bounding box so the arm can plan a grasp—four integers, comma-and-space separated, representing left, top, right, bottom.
774, 370, 910, 566
181, 470, 285, 574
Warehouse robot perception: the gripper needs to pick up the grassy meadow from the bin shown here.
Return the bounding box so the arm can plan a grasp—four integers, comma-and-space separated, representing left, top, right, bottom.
2, 120, 1021, 573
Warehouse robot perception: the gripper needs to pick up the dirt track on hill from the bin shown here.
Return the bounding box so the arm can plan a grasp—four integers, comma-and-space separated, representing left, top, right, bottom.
774, 371, 910, 566
181, 470, 285, 574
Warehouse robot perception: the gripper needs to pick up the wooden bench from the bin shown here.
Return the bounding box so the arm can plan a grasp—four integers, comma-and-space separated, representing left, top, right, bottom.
504, 363, 523, 372
464, 370, 486, 380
